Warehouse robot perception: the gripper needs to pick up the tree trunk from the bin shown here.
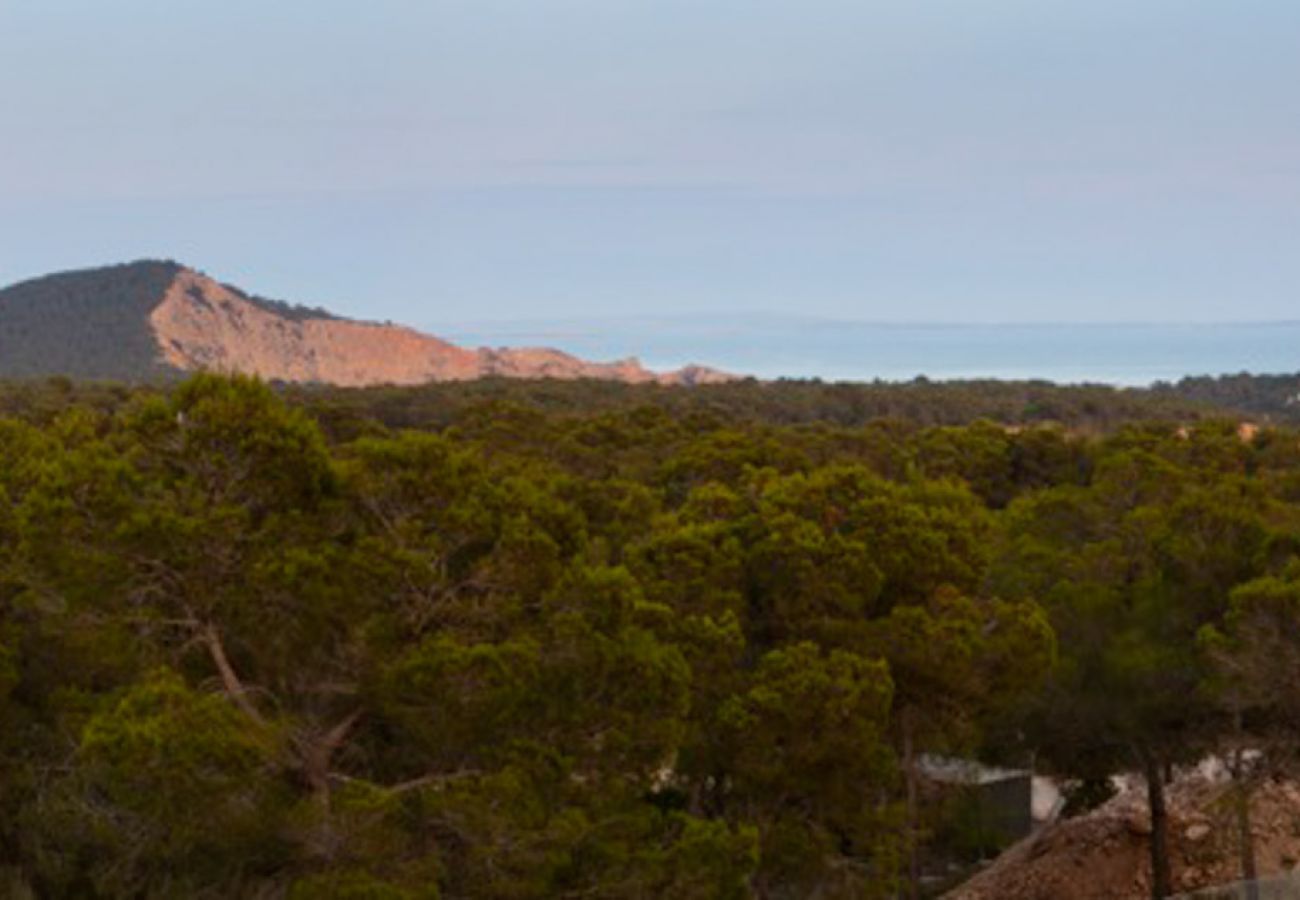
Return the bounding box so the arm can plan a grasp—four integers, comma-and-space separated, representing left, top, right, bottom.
903, 710, 920, 900
1229, 743, 1260, 900
1236, 782, 1260, 900
300, 708, 363, 807
1143, 753, 1173, 900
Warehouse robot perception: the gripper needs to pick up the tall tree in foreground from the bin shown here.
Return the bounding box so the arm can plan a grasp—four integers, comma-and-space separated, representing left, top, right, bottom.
993, 445, 1273, 900
1199, 564, 1300, 899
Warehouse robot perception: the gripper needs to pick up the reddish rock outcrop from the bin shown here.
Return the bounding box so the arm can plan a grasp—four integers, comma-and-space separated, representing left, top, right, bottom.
148, 269, 732, 387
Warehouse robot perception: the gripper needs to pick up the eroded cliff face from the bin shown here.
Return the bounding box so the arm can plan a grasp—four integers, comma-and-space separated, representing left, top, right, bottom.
148, 270, 731, 387
150, 271, 481, 386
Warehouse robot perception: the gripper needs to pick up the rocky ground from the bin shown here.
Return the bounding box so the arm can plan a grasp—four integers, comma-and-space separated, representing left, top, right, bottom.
946, 773, 1300, 899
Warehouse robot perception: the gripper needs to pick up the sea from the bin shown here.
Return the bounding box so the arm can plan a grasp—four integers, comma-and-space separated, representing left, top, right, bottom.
434, 317, 1300, 387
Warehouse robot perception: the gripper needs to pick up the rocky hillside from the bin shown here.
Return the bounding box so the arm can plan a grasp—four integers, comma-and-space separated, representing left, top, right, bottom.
0, 261, 732, 386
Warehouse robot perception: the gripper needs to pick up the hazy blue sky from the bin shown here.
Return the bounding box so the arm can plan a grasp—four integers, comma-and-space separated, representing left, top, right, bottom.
3, 1, 1299, 324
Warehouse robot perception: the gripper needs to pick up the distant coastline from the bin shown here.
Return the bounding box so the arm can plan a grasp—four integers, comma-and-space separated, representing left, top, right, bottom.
432, 317, 1300, 387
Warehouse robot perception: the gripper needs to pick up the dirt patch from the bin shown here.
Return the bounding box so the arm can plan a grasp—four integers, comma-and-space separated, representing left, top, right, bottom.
946, 776, 1300, 900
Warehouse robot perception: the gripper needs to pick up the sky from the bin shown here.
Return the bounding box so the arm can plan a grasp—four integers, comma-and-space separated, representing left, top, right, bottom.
2, 1, 1299, 325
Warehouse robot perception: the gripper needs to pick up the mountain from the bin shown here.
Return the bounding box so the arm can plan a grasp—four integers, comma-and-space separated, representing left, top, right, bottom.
0, 261, 731, 386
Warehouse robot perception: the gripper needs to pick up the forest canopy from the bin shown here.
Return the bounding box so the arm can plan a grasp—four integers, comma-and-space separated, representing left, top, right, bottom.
1, 374, 1298, 898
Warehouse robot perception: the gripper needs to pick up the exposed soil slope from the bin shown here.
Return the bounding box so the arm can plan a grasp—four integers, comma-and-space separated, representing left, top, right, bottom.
0, 261, 733, 386
947, 774, 1300, 900
149, 270, 484, 386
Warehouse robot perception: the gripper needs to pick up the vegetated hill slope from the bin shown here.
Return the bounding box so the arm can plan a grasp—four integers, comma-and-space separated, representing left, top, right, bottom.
0, 261, 731, 387
0, 261, 180, 380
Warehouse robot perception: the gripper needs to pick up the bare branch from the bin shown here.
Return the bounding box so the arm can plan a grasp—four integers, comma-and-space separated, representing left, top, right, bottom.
202, 623, 266, 725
